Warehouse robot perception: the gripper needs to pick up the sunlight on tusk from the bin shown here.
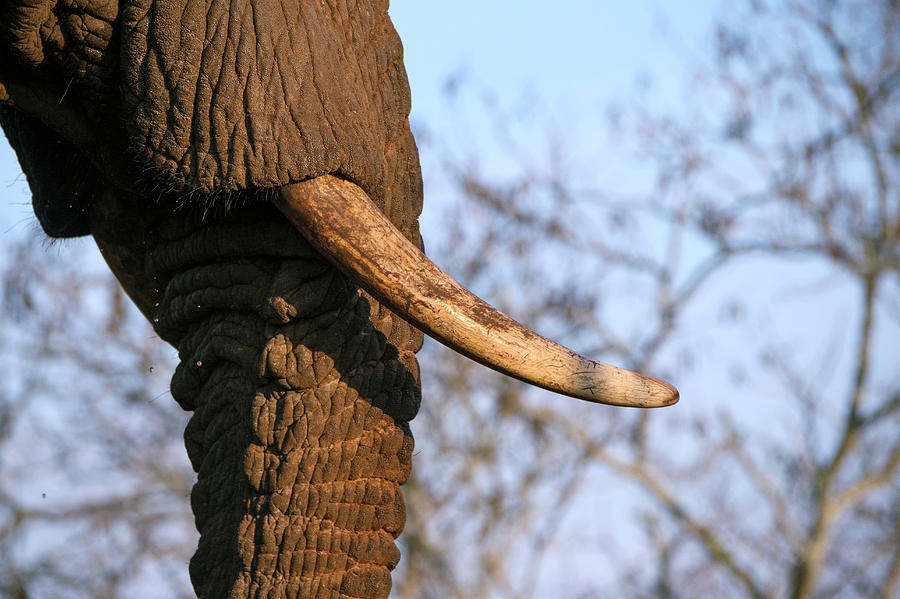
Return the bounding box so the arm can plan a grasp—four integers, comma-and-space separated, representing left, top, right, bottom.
275, 175, 679, 408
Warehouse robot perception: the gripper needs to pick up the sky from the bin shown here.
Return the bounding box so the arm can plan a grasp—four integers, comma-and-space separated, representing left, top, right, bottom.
393, 1, 716, 115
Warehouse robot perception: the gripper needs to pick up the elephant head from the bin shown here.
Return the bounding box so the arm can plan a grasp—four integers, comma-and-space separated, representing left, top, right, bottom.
0, 2, 678, 597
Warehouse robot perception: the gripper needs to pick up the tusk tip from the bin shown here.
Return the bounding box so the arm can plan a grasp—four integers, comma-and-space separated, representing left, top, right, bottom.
568, 364, 679, 408
640, 376, 680, 408
617, 373, 679, 409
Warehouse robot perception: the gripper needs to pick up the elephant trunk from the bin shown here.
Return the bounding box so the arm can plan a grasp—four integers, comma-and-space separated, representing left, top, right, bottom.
93, 195, 420, 599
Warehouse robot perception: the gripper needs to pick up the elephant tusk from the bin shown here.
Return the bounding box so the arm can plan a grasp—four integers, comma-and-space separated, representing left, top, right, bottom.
274, 175, 679, 408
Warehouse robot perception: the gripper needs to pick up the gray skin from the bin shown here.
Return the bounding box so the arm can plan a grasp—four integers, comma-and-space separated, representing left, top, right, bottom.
1, 2, 424, 597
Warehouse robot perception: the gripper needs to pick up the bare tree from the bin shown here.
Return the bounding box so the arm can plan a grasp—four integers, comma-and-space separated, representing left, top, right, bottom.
395, 1, 900, 597
0, 237, 194, 598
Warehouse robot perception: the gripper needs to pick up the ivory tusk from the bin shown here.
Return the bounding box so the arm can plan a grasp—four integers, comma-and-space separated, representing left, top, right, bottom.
274, 175, 679, 408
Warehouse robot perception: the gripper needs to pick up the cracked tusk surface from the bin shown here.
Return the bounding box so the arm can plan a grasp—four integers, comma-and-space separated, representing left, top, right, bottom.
275, 175, 679, 408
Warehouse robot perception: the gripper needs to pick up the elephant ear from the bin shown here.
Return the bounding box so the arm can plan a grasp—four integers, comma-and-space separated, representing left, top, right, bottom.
119, 0, 422, 234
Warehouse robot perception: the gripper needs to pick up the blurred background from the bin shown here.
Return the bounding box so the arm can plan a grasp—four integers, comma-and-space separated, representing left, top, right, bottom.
1, 0, 898, 597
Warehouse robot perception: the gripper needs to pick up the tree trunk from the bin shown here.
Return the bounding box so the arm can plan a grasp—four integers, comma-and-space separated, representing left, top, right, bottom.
91, 193, 422, 599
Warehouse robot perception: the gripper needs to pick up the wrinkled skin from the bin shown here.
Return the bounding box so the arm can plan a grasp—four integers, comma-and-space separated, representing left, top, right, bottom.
1, 1, 424, 597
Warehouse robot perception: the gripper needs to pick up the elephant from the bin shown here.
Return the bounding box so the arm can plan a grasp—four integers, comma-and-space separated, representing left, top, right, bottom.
0, 2, 678, 597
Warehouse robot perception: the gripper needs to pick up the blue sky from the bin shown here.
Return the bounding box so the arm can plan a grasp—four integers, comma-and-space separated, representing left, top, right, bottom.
393, 1, 717, 114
